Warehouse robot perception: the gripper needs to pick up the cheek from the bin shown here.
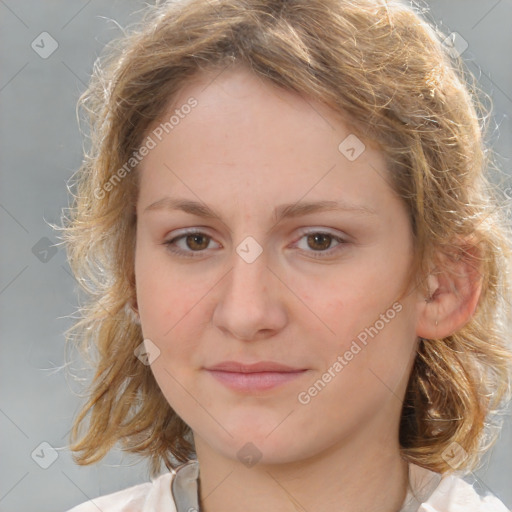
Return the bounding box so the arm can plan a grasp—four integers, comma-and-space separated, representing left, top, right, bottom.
135, 247, 187, 337
134, 247, 215, 360
308, 265, 398, 344
303, 265, 414, 392
135, 242, 186, 311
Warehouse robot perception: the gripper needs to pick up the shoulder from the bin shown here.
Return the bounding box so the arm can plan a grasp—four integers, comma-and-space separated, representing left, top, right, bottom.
407, 464, 509, 512
65, 472, 176, 512
423, 473, 509, 512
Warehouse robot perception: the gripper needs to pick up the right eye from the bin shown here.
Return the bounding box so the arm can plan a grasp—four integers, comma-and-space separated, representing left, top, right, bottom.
163, 230, 221, 258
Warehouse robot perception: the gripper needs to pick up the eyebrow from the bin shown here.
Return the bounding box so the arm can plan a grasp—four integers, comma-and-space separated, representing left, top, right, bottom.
143, 197, 377, 223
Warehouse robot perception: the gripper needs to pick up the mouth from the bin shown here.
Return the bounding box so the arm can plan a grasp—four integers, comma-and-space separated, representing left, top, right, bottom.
204, 361, 308, 392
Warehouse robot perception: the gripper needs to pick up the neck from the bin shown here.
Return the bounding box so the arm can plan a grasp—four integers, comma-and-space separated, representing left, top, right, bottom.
194, 427, 409, 512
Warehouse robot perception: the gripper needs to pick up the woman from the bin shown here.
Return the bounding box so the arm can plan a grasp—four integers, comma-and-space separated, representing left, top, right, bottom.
59, 0, 512, 510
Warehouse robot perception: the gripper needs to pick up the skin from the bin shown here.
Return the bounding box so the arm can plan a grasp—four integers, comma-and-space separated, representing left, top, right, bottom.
133, 65, 481, 512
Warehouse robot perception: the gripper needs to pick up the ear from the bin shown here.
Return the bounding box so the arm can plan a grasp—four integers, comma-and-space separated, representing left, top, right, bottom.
125, 295, 141, 325
416, 240, 483, 340
132, 297, 140, 314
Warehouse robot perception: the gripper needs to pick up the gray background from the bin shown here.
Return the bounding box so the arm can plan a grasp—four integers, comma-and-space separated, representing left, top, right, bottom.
0, 1, 511, 511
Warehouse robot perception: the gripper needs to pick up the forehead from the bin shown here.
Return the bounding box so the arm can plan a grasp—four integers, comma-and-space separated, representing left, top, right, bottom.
136, 66, 394, 218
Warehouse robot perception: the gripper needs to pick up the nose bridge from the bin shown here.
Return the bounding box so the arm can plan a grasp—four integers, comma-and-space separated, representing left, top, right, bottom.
228, 238, 270, 299
212, 236, 287, 340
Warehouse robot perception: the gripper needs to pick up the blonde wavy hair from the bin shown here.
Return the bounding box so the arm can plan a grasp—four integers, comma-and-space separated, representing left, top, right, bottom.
57, 0, 512, 478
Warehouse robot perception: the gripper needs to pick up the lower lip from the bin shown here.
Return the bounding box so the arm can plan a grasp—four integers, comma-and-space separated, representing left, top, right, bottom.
206, 370, 307, 392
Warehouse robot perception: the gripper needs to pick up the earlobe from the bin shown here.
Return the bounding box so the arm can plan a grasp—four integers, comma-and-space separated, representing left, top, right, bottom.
416, 245, 483, 340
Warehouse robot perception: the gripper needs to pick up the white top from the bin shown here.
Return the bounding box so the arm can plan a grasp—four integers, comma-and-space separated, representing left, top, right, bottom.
66, 459, 510, 512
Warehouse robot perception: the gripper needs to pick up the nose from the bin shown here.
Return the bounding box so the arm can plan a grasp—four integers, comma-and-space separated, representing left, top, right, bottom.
212, 246, 288, 341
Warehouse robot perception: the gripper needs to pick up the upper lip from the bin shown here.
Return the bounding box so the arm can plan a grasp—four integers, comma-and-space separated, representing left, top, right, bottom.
205, 361, 305, 373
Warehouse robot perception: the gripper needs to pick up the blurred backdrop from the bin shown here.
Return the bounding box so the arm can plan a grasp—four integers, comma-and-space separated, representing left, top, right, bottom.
1, 1, 511, 511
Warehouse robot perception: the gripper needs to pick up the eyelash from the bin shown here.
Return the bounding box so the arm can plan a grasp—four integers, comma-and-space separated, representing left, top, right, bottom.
162, 229, 348, 260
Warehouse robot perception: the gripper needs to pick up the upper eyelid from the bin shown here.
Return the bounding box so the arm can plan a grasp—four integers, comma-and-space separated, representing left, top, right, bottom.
167, 226, 347, 242
168, 228, 221, 244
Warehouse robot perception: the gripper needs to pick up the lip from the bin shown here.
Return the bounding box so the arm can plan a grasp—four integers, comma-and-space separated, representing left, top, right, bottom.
204, 361, 308, 392
206, 370, 307, 392
205, 360, 305, 373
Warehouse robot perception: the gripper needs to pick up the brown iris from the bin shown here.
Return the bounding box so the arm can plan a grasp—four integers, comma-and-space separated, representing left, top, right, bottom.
185, 234, 210, 251
306, 233, 332, 251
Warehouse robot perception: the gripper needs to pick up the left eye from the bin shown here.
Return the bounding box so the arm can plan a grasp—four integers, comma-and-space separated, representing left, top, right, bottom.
293, 231, 347, 258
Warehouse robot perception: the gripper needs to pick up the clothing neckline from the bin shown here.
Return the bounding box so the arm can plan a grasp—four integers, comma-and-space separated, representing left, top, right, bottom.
170, 459, 443, 512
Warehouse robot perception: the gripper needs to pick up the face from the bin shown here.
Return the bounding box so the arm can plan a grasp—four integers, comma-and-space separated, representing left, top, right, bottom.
134, 66, 424, 466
